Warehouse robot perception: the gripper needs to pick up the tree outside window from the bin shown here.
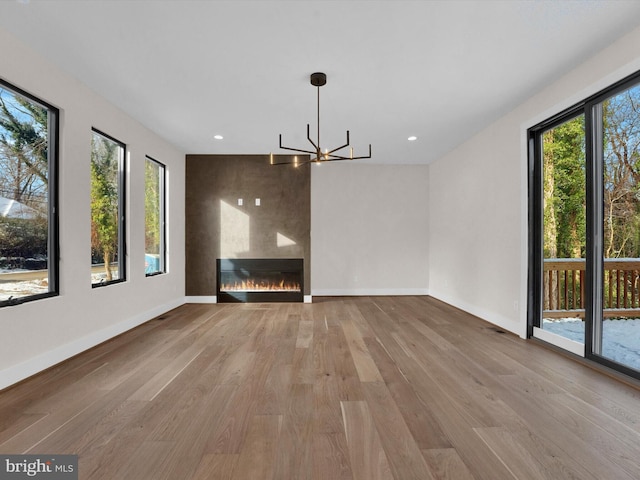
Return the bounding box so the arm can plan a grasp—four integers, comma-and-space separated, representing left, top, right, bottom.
91, 130, 125, 286
0, 81, 57, 305
145, 156, 165, 276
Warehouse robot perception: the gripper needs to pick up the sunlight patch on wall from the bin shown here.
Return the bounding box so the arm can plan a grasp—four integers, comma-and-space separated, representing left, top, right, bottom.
220, 200, 249, 257
277, 232, 297, 247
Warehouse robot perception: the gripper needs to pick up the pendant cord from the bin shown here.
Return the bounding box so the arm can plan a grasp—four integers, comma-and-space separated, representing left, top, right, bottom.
317, 85, 320, 158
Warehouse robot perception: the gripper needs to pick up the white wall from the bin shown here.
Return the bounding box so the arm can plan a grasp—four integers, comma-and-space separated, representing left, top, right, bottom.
0, 28, 186, 389
429, 24, 640, 338
311, 163, 429, 295
6, 18, 640, 390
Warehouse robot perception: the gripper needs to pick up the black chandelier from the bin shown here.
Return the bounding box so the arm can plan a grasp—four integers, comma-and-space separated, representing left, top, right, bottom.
271, 72, 372, 166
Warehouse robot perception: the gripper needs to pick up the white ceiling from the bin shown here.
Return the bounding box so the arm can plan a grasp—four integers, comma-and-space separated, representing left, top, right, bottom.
1, 1, 640, 165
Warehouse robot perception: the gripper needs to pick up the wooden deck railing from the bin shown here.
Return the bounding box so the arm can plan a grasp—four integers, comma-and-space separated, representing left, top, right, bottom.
544, 258, 640, 318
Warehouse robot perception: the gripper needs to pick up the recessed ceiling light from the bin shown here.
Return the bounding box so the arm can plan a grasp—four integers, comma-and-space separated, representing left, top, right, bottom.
408, 136, 417, 141
214, 135, 224, 140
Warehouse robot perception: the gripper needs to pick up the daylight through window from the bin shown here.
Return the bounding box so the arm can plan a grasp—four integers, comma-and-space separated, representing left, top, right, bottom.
0, 80, 58, 306
530, 70, 640, 379
91, 129, 125, 287
145, 156, 165, 276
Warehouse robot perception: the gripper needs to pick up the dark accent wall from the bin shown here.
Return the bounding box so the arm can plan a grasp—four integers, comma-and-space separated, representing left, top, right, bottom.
185, 154, 311, 296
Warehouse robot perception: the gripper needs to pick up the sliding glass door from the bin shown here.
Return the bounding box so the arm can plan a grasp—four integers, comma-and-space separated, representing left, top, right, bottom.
530, 72, 640, 379
595, 83, 640, 372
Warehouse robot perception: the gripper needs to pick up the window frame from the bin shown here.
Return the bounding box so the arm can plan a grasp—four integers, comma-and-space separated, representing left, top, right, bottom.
144, 155, 166, 277
0, 78, 59, 307
90, 128, 126, 288
528, 69, 640, 381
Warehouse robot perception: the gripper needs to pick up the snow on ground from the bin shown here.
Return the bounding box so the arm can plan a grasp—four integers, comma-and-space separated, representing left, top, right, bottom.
543, 317, 640, 371
0, 273, 117, 301
0, 278, 48, 301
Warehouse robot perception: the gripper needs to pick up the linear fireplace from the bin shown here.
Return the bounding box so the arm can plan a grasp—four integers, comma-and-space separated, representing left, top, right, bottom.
216, 258, 303, 303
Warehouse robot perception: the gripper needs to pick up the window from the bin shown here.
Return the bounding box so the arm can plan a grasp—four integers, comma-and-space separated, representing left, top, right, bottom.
90, 129, 125, 287
0, 79, 58, 306
529, 70, 640, 380
144, 156, 165, 276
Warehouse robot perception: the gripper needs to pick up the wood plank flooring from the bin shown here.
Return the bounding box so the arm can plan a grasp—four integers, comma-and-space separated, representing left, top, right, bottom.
1, 296, 640, 479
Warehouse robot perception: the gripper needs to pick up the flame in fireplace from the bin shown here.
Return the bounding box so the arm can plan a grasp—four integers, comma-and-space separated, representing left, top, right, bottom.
221, 279, 301, 292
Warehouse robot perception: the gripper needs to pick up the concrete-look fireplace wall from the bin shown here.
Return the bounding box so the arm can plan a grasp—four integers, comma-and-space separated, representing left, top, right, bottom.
185, 154, 311, 297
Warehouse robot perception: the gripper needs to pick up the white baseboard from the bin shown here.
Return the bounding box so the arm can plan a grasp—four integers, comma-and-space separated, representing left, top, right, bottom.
304, 295, 313, 303
429, 289, 526, 339
311, 288, 429, 297
185, 295, 217, 303
0, 298, 185, 391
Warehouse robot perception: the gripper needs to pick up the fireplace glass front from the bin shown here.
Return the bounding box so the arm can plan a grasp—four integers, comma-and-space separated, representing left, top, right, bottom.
216, 258, 303, 303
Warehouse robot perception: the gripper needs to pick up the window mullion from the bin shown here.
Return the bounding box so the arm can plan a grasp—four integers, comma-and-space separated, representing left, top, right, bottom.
585, 102, 603, 357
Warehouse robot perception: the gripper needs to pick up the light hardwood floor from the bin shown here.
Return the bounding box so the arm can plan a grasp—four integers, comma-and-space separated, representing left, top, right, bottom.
1, 296, 639, 479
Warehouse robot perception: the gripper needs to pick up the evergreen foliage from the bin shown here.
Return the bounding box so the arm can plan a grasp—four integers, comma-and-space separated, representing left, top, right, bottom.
90, 133, 120, 282
544, 85, 640, 260
145, 158, 161, 255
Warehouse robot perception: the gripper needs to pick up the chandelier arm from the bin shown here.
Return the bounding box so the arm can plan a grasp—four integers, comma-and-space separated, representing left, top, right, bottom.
345, 144, 373, 160
317, 152, 351, 161
271, 160, 297, 165
276, 146, 371, 164
326, 130, 351, 155
279, 134, 312, 153
272, 160, 311, 166
348, 144, 372, 160
277, 143, 316, 155
280, 135, 311, 153
324, 143, 372, 161
323, 154, 352, 161
321, 155, 369, 162
306, 124, 319, 151
272, 155, 313, 166
326, 142, 350, 156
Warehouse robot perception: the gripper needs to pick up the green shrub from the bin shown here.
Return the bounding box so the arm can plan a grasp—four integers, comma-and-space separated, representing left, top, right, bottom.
0, 216, 48, 260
